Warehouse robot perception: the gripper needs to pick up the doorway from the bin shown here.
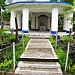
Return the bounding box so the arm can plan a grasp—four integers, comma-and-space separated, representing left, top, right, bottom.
38, 15, 48, 31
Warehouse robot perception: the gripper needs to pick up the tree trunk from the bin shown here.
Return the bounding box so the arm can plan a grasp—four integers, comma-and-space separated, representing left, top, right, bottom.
0, 7, 3, 30
0, 8, 1, 28
15, 17, 18, 42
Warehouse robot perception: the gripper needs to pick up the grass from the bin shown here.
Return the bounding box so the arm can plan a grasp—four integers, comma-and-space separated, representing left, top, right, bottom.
0, 26, 10, 31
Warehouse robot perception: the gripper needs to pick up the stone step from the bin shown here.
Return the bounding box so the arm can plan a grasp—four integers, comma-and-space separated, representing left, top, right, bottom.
22, 50, 54, 59
20, 49, 58, 61
28, 43, 51, 48
15, 67, 63, 75
19, 57, 58, 62
29, 34, 50, 39
20, 47, 58, 60
25, 48, 53, 56
30, 39, 49, 43
18, 61, 61, 69
17, 61, 58, 65
26, 48, 52, 52
15, 39, 63, 75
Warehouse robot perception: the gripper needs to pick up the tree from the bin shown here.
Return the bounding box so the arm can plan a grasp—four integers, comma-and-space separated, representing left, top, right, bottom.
2, 9, 10, 22
0, 0, 5, 7
0, 0, 5, 30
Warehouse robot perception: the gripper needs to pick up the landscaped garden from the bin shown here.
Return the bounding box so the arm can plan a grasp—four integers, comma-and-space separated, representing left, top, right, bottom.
0, 27, 75, 75
50, 35, 75, 75
0, 28, 30, 74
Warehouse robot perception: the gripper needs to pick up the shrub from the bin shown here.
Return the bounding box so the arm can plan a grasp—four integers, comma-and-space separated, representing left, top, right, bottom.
50, 36, 73, 73
0, 34, 30, 71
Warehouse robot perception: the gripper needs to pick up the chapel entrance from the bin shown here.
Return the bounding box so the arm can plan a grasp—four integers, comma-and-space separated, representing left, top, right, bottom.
38, 15, 48, 31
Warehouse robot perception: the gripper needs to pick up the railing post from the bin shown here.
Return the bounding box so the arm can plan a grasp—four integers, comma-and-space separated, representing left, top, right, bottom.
13, 42, 15, 70
22, 32, 24, 47
65, 42, 70, 71
55, 31, 58, 50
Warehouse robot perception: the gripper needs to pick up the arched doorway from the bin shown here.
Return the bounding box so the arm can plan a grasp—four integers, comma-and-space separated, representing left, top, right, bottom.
38, 15, 48, 31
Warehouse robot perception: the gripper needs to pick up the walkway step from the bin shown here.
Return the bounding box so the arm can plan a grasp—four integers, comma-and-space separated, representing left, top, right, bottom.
17, 61, 59, 65
30, 39, 49, 43
19, 57, 58, 62
18, 61, 61, 68
15, 39, 63, 75
29, 33, 50, 39
20, 47, 58, 61
15, 67, 63, 75
28, 43, 51, 48
26, 48, 52, 52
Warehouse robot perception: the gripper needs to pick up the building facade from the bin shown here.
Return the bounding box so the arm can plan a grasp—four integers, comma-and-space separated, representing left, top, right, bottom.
5, 0, 73, 34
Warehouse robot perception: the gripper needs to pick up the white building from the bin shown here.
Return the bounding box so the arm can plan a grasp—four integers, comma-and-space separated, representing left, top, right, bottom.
5, 0, 73, 34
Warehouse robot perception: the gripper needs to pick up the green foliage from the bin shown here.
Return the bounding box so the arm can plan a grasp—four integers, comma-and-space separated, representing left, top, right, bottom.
62, 0, 74, 4
50, 36, 73, 73
0, 33, 30, 71
55, 47, 66, 70
0, 60, 13, 71
0, 0, 5, 7
2, 9, 10, 22
67, 65, 75, 74
56, 48, 72, 71
24, 35, 30, 46
73, 0, 75, 5
3, 26, 10, 31
49, 35, 56, 47
0, 29, 4, 44
0, 29, 4, 36
61, 36, 73, 43
61, 36, 70, 41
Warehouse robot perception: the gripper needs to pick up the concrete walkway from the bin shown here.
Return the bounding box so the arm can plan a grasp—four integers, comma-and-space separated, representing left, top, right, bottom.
15, 39, 63, 75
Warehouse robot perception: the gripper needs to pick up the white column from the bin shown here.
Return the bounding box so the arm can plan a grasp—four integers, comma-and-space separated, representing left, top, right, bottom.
51, 8, 58, 34
31, 14, 35, 29
17, 12, 21, 31
67, 13, 73, 33
22, 8, 29, 33
48, 17, 50, 30
36, 18, 38, 29
10, 10, 16, 31
63, 14, 68, 32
